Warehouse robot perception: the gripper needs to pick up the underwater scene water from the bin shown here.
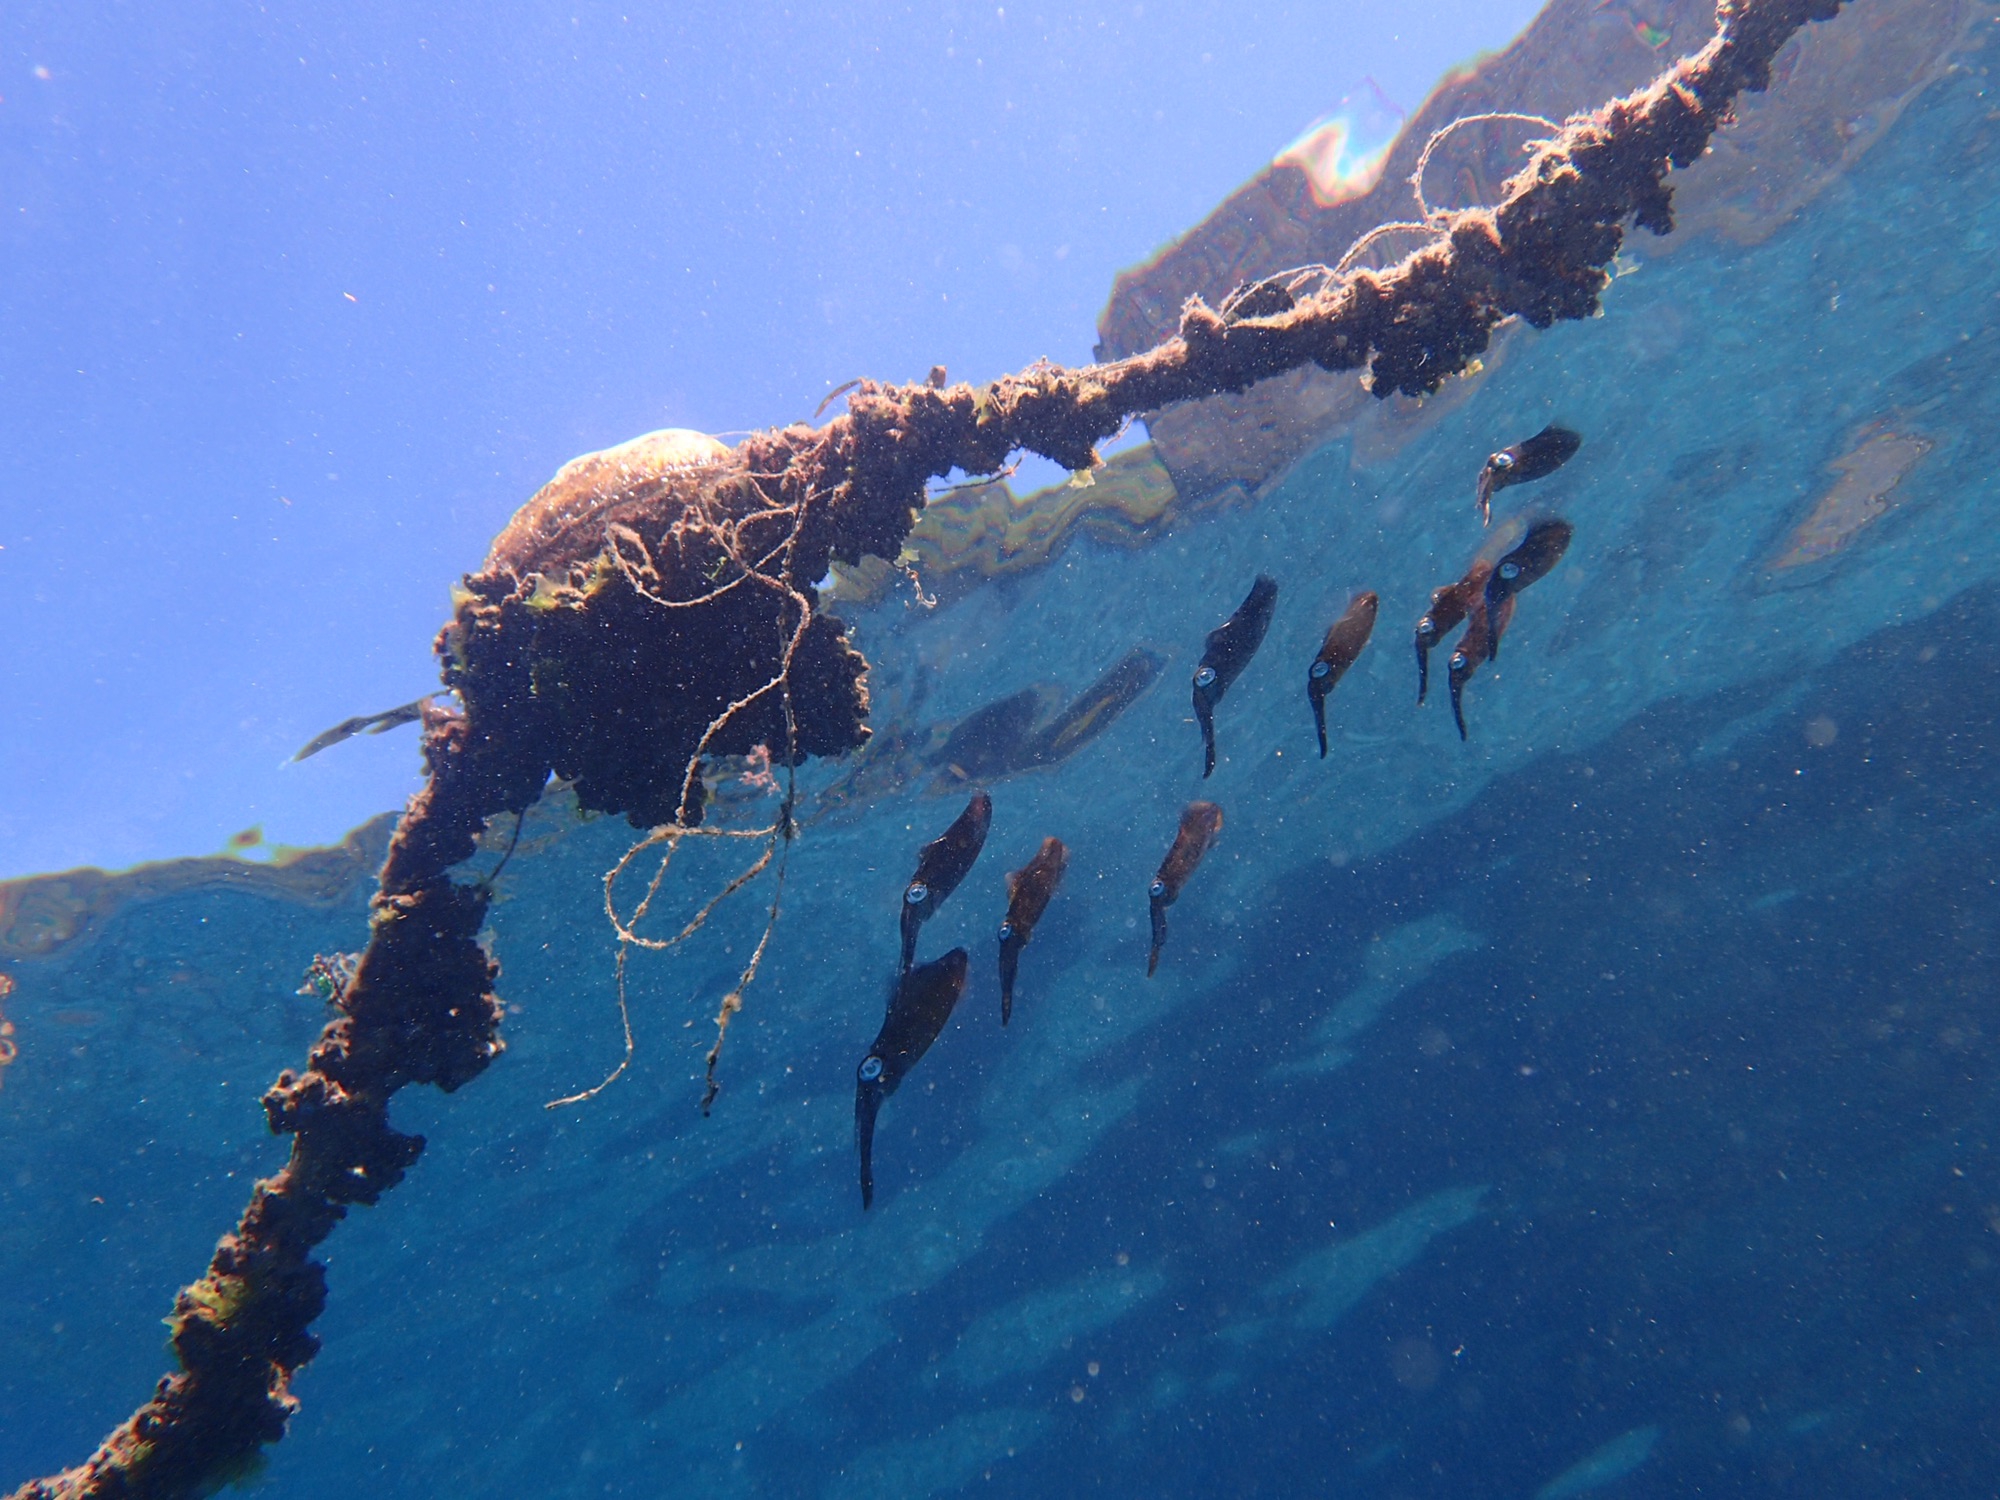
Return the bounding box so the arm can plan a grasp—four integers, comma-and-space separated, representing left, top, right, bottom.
8, 1, 2000, 1496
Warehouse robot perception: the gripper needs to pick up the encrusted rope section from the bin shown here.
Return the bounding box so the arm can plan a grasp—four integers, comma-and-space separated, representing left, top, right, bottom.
10, 1, 1845, 1493
548, 482, 816, 1114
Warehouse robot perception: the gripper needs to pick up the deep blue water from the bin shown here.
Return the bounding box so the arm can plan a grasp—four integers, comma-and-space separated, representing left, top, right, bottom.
12, 580, 2000, 1495
7, 5, 2000, 1497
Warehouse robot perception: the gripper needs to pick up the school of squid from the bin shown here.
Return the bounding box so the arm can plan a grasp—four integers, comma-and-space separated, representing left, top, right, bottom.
854, 423, 1579, 1207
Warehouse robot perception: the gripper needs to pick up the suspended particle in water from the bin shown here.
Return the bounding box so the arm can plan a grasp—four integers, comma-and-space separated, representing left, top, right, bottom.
1392, 1337, 1443, 1391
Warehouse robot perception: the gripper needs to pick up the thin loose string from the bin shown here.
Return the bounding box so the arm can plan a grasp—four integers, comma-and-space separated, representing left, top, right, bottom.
1318, 111, 1564, 283
547, 473, 821, 1111
1408, 110, 1560, 222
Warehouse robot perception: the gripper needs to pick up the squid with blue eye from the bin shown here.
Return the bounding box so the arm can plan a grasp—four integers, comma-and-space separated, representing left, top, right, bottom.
1446, 595, 1514, 741
1414, 556, 1497, 705
1474, 424, 1581, 526
898, 791, 991, 973
1192, 575, 1279, 778
1148, 801, 1224, 977
1307, 591, 1377, 757
855, 947, 969, 1209
1480, 518, 1573, 661
998, 836, 1068, 1025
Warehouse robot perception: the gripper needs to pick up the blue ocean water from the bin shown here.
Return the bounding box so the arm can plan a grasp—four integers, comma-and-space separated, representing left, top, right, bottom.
8, 7, 2000, 1500
0, 0, 1532, 878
